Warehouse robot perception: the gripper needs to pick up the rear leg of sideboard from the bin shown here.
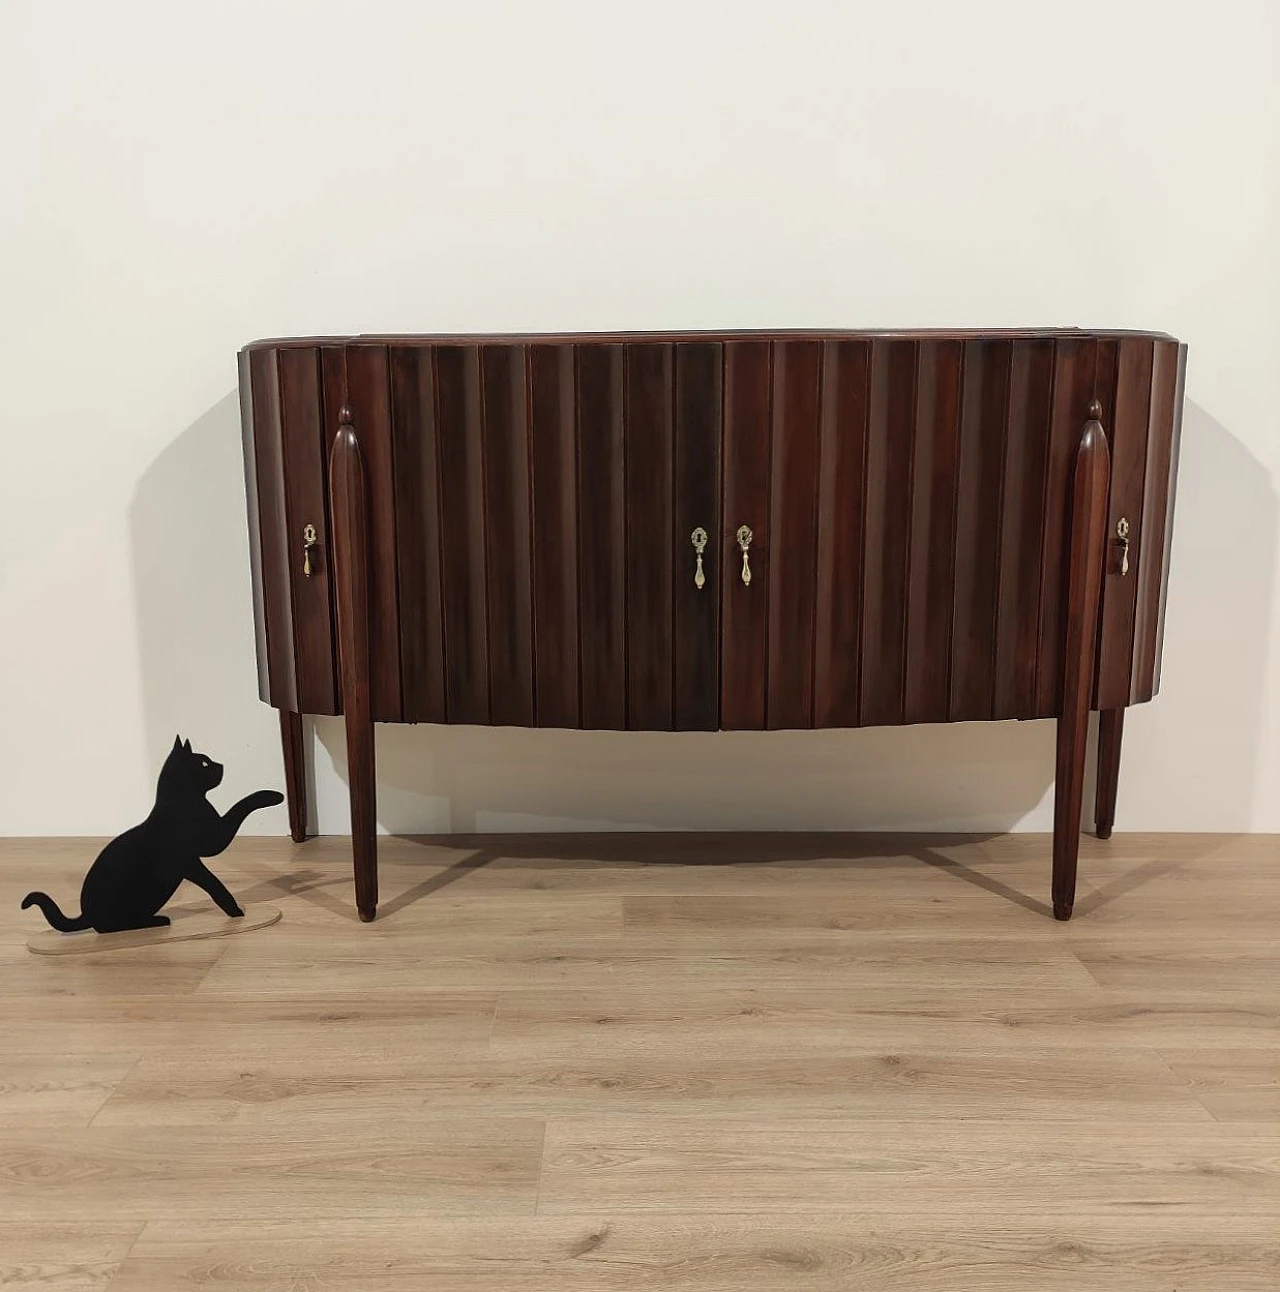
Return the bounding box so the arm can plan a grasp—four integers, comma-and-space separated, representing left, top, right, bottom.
1052, 400, 1111, 921
329, 406, 379, 923
1094, 707, 1124, 840
278, 709, 309, 843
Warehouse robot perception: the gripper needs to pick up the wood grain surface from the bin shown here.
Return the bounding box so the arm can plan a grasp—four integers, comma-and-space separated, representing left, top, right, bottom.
2, 832, 1276, 1290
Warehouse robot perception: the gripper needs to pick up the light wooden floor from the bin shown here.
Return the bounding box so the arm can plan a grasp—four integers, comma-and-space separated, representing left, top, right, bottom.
2, 832, 1278, 1290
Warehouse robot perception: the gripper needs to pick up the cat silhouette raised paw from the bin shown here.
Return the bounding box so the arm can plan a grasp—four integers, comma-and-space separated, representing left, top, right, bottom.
22, 736, 282, 934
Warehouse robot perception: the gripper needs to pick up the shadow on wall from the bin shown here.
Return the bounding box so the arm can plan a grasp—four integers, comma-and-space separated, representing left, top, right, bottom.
1133, 398, 1275, 829
128, 391, 288, 827
129, 392, 1273, 836
317, 714, 1059, 834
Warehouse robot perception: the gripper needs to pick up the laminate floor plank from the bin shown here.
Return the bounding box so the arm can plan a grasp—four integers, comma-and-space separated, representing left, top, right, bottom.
489, 986, 1280, 1053
105, 1215, 1280, 1292
192, 933, 1100, 994
89, 1043, 1208, 1125
0, 1120, 546, 1222
0, 990, 498, 1057
538, 1119, 1280, 1216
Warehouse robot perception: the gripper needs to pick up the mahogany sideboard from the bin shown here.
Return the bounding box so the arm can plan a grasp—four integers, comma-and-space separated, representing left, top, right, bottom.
238, 329, 1186, 922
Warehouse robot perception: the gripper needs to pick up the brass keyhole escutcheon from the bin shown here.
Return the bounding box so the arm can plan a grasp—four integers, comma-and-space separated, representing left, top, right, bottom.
736, 524, 753, 586
691, 527, 708, 590
1116, 517, 1130, 577
302, 523, 318, 578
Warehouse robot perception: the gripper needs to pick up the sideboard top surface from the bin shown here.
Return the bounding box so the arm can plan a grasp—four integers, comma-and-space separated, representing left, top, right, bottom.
242, 327, 1178, 352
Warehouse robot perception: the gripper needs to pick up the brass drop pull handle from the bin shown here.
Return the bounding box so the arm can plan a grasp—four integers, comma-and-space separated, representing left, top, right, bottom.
302, 523, 318, 578
1116, 517, 1130, 577
736, 525, 753, 586
691, 527, 708, 590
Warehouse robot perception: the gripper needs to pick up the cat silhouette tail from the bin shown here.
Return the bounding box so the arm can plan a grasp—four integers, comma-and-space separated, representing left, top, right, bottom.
21, 892, 92, 932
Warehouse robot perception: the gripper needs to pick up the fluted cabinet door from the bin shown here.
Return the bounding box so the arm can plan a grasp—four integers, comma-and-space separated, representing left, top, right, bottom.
948, 339, 1013, 722
343, 344, 403, 722
432, 346, 490, 725
673, 343, 723, 730
721, 341, 772, 730
1035, 336, 1099, 717
903, 340, 963, 724
992, 338, 1055, 719
388, 345, 446, 724
765, 341, 822, 730
241, 344, 339, 717
480, 345, 535, 727
861, 339, 919, 727
624, 343, 675, 731
528, 345, 580, 729
577, 345, 627, 730
812, 340, 871, 727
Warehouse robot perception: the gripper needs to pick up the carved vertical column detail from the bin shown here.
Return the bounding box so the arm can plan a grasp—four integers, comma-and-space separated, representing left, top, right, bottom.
1052, 399, 1111, 919
329, 406, 378, 921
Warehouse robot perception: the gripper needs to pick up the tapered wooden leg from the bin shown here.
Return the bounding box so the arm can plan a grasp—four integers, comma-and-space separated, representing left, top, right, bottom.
329, 406, 378, 923
1094, 706, 1125, 840
1053, 400, 1111, 921
278, 709, 309, 843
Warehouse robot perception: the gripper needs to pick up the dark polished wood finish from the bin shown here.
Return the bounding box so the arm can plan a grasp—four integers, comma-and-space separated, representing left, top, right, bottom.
767, 341, 822, 730
328, 408, 377, 922
240, 329, 1185, 922
814, 339, 871, 727
1052, 401, 1112, 919
1095, 706, 1125, 841
388, 346, 447, 724
528, 345, 580, 729
278, 709, 308, 844
721, 342, 772, 730
577, 346, 627, 731
673, 343, 723, 731
624, 343, 675, 731
903, 339, 961, 724
861, 339, 916, 727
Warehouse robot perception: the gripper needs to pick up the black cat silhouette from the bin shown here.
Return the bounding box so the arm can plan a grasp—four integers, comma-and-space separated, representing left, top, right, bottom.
22, 735, 283, 934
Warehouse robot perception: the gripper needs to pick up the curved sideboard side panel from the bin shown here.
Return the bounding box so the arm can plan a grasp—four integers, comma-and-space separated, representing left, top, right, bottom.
238, 348, 272, 708
239, 346, 339, 715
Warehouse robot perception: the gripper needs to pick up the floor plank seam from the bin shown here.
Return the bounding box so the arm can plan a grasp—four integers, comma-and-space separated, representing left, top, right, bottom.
533, 1120, 549, 1217
485, 994, 501, 1050
1062, 946, 1108, 993
86, 1053, 144, 1128
102, 1220, 149, 1290
1151, 1047, 1229, 1124
186, 939, 234, 995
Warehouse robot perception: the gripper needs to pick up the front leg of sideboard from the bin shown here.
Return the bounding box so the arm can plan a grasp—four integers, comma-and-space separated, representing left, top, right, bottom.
1052, 400, 1111, 921
329, 406, 379, 923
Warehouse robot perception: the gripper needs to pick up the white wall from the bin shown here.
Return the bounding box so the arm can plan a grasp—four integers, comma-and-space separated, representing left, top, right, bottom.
2, 0, 1277, 836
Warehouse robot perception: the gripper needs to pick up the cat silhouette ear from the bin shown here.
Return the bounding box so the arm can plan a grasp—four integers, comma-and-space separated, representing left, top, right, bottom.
183, 738, 192, 752
173, 734, 182, 750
